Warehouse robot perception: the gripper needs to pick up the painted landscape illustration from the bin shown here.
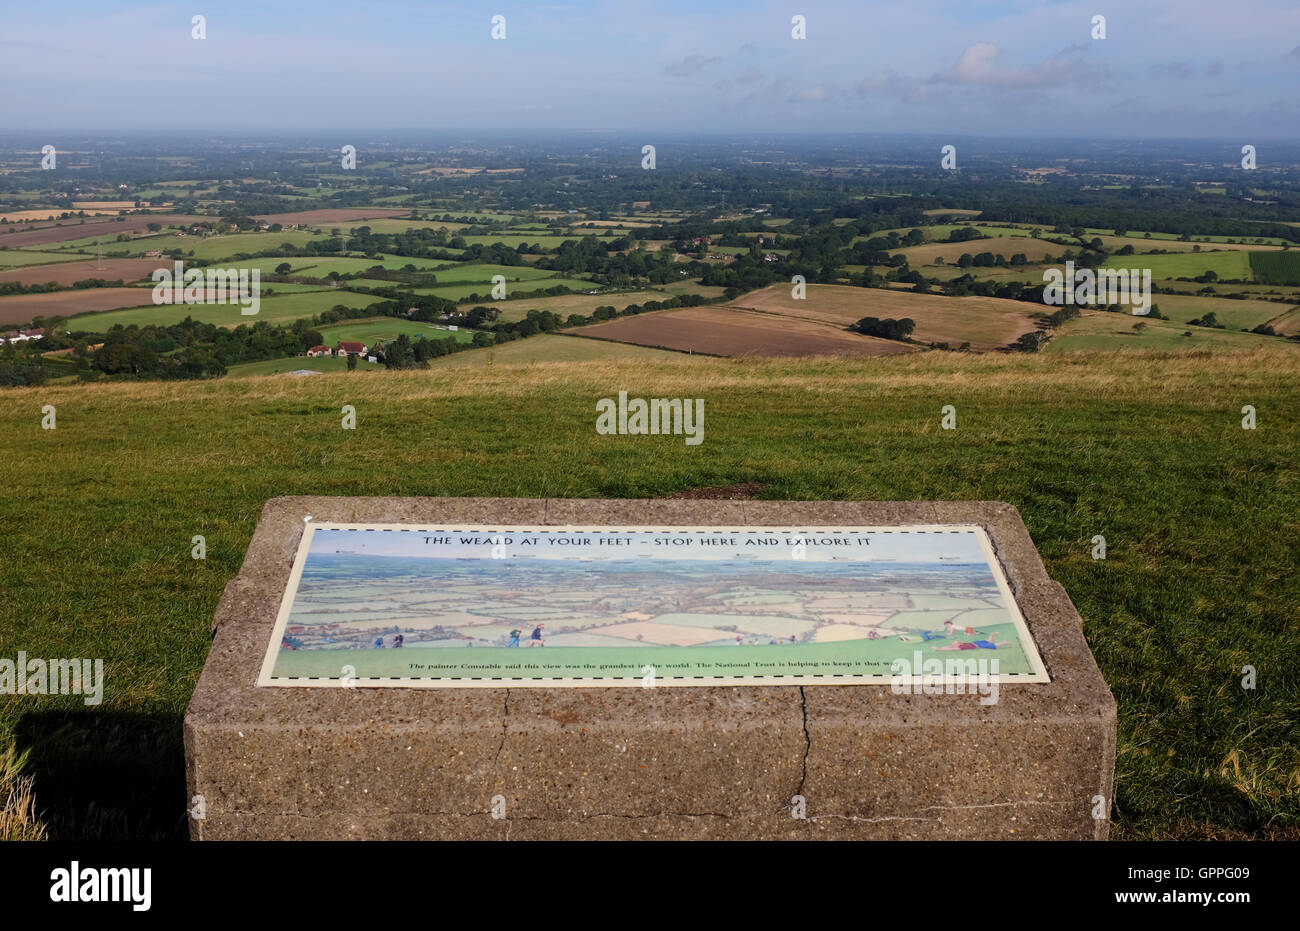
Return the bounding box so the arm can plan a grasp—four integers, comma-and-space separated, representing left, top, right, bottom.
262, 526, 1046, 683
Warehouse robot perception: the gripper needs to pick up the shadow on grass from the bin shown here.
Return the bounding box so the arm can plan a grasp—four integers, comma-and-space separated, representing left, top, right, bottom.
15, 710, 187, 841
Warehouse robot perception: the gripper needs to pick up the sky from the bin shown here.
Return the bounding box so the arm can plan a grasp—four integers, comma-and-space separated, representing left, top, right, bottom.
2, 0, 1298, 138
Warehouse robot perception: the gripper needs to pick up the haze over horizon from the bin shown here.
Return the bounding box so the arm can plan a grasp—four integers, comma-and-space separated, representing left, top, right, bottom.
2, 0, 1298, 139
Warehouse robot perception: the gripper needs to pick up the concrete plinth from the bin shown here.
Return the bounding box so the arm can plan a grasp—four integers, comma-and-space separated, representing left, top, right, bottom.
184, 497, 1116, 840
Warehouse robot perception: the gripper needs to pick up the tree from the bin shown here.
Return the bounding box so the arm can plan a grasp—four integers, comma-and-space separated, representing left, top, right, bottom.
346, 352, 357, 371
275, 263, 292, 275
850, 317, 915, 341
1014, 330, 1048, 352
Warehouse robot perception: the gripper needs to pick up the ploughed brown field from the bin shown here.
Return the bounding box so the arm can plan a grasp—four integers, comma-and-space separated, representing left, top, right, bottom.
0, 288, 155, 325
725, 284, 1040, 352
571, 306, 915, 358
0, 258, 163, 287
0, 214, 205, 248
251, 208, 410, 226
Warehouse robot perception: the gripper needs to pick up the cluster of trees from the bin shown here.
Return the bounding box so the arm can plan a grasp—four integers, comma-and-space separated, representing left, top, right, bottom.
379, 332, 488, 369
1014, 330, 1050, 352
0, 277, 132, 296
850, 317, 915, 341
954, 252, 1030, 268
0, 343, 48, 386
567, 292, 711, 328
1187, 311, 1225, 329
79, 316, 336, 378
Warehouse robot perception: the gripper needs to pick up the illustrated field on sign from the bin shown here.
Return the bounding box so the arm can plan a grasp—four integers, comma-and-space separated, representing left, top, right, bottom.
258, 524, 1050, 687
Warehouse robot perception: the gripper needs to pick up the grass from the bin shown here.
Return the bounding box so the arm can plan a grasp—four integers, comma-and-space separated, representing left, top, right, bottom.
317, 317, 478, 346
1248, 251, 1300, 284
410, 277, 603, 301
1152, 295, 1294, 331
1046, 312, 1296, 352
0, 249, 94, 268
425, 332, 692, 367
1101, 251, 1254, 281
486, 289, 677, 324
1082, 228, 1291, 247
223, 354, 384, 378
426, 262, 561, 283
1, 348, 1297, 841
66, 291, 383, 330
724, 283, 1037, 352
118, 231, 326, 260
0, 742, 46, 841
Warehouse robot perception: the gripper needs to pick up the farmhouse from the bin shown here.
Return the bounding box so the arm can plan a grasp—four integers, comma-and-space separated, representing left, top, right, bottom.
1, 328, 45, 344
305, 345, 333, 358
335, 341, 367, 357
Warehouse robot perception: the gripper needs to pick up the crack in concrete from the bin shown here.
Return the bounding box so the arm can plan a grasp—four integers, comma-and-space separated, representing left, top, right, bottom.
797, 685, 810, 797
494, 688, 509, 763
776, 686, 812, 818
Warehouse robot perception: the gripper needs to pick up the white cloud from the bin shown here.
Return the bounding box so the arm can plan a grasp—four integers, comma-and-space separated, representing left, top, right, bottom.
934, 42, 1092, 90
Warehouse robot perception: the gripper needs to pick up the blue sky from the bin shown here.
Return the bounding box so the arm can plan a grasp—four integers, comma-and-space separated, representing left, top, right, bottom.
2, 0, 1298, 137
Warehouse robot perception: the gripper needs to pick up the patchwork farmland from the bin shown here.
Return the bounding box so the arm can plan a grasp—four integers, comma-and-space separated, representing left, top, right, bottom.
723, 284, 1041, 352
573, 305, 916, 358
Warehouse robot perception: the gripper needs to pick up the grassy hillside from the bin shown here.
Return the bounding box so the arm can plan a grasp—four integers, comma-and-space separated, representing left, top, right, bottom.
1, 348, 1297, 840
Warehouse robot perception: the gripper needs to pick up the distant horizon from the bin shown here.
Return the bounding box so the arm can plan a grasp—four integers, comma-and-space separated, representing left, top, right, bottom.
4, 1, 1298, 138
4, 130, 1300, 144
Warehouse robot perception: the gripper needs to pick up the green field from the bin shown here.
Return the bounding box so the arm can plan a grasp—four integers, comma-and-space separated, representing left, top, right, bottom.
270, 622, 1035, 679
0, 249, 95, 268
267, 253, 464, 277
318, 317, 478, 346
456, 234, 590, 250
1, 348, 1296, 840
425, 262, 562, 283
482, 289, 677, 324
116, 231, 326, 260
1046, 311, 1295, 352
1152, 295, 1295, 331
426, 332, 690, 366
410, 277, 603, 301
223, 354, 383, 378
257, 283, 340, 295
66, 291, 383, 330
1082, 227, 1292, 246
1248, 251, 1300, 284
347, 219, 470, 234
1100, 251, 1254, 281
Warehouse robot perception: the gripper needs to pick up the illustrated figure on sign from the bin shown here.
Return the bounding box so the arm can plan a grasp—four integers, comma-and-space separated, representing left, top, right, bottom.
935, 636, 1007, 651
945, 619, 985, 638
393, 634, 404, 649
508, 629, 522, 648
373, 636, 384, 649
529, 624, 545, 647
